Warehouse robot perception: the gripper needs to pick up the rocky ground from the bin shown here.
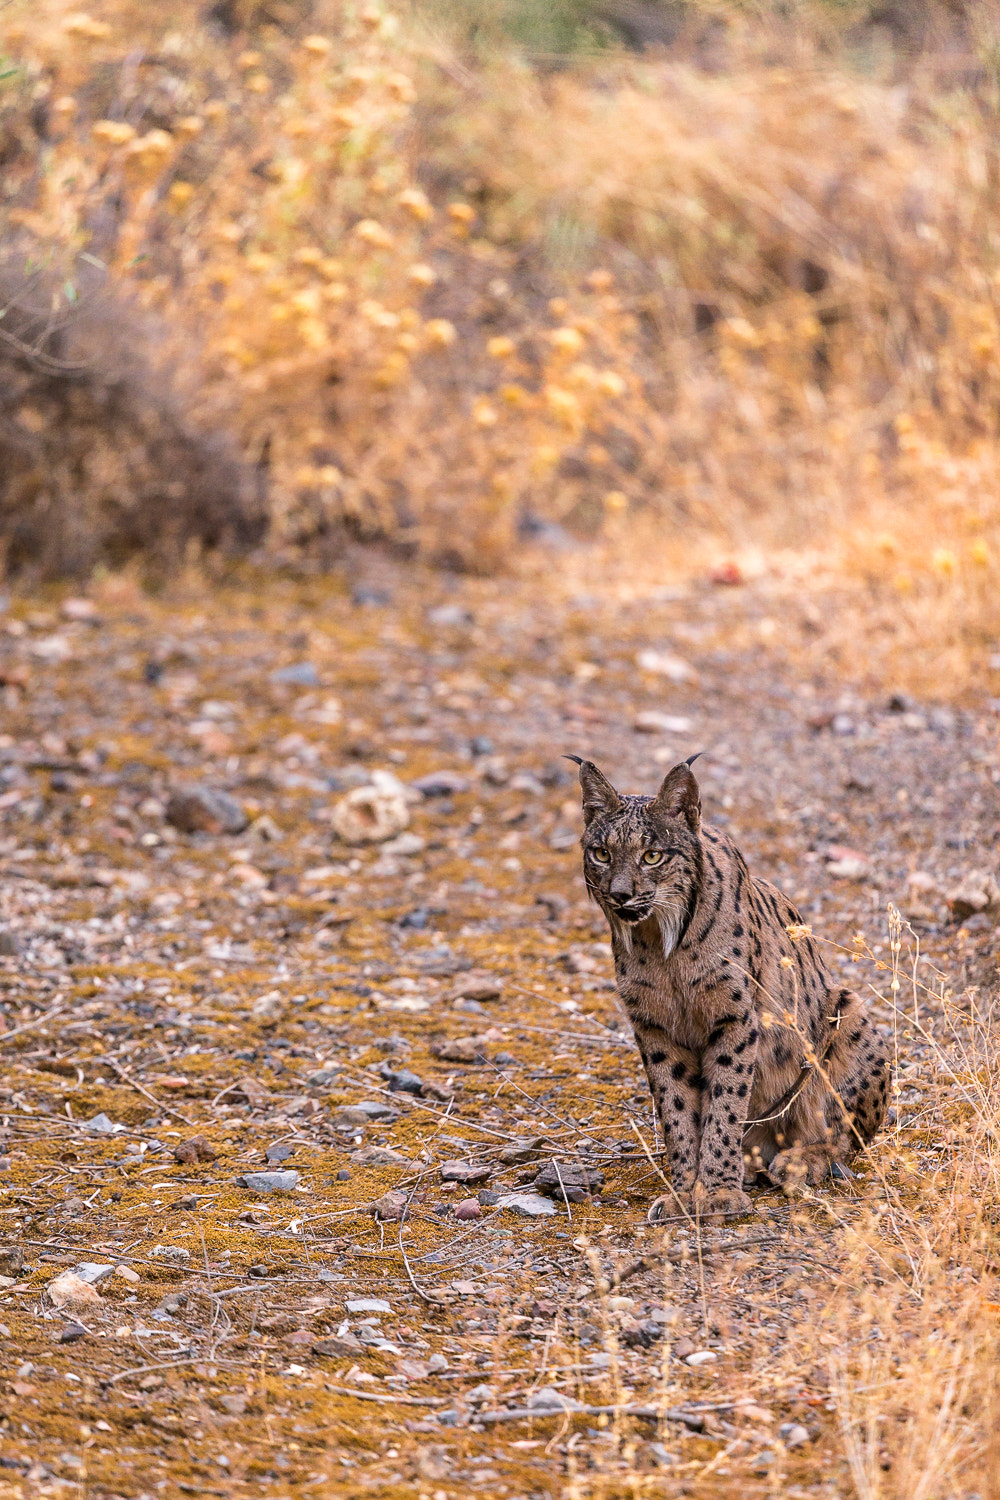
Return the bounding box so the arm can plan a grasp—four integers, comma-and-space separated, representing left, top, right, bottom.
0, 559, 997, 1499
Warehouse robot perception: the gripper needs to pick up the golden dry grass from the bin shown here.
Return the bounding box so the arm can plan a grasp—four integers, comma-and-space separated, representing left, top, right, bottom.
0, 0, 999, 694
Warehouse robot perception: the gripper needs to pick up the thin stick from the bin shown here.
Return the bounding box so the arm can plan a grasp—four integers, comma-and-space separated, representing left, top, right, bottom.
322, 1384, 445, 1406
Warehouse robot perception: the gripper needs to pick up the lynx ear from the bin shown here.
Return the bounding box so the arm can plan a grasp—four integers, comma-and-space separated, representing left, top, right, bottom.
566, 756, 623, 826
653, 757, 702, 831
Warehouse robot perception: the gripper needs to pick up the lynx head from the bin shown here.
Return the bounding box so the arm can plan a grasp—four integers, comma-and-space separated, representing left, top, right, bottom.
568, 755, 704, 958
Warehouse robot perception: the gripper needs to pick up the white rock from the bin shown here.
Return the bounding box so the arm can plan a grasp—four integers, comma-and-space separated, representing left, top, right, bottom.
634, 711, 694, 735
495, 1191, 557, 1217
685, 1350, 718, 1366
526, 1386, 583, 1411
346, 1298, 392, 1314
47, 1271, 102, 1310
636, 649, 696, 683
331, 777, 411, 845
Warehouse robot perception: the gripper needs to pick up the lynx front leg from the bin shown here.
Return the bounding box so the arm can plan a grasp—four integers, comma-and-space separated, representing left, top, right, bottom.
695, 1008, 759, 1214
633, 1026, 702, 1223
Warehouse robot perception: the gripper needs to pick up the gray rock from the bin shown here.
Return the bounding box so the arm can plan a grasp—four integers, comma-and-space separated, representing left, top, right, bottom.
166, 785, 248, 835
440, 1160, 492, 1185
306, 1067, 341, 1087
72, 1263, 114, 1285
0, 929, 20, 956
411, 771, 470, 798
239, 1170, 300, 1193
779, 1422, 811, 1449
526, 1386, 582, 1411
346, 1297, 392, 1314
531, 1161, 604, 1202
495, 1191, 557, 1217
379, 1065, 425, 1096
271, 662, 320, 686
84, 1112, 124, 1135
427, 604, 472, 628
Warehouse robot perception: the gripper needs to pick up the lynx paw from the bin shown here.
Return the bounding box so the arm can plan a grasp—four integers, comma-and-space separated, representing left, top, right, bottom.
647, 1184, 751, 1223
767, 1145, 832, 1191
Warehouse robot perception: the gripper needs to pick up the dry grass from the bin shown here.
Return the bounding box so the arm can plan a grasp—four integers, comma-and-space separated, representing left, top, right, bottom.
0, 1, 999, 688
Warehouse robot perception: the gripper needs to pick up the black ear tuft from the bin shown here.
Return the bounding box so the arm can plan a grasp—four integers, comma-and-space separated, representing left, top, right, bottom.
684, 751, 704, 769
563, 754, 585, 767
653, 760, 702, 831
572, 759, 623, 827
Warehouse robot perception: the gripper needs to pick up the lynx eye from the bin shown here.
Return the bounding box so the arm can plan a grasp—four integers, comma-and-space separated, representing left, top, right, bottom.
590, 847, 611, 864
641, 850, 664, 866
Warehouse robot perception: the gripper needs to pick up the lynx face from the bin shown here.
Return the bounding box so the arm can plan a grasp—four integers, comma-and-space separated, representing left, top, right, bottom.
574, 757, 705, 958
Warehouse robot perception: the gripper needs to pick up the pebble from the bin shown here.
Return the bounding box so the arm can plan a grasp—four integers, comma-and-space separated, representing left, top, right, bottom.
649, 1442, 677, 1466
685, 1350, 718, 1366
270, 662, 320, 686
71, 1263, 114, 1285
58, 1322, 88, 1343
470, 735, 494, 756
495, 1191, 557, 1217
150, 1245, 191, 1262
114, 1264, 139, 1285
165, 785, 248, 835
780, 1422, 811, 1449
239, 1170, 300, 1193
440, 1159, 492, 1184
526, 1386, 583, 1411
346, 1298, 392, 1314
636, 648, 695, 683
427, 604, 472, 627
370, 1189, 409, 1221
265, 1143, 293, 1164
411, 770, 470, 797
633, 711, 694, 734
532, 1160, 604, 1202
330, 775, 410, 844
173, 1135, 217, 1164
379, 1064, 425, 1096
85, 1112, 124, 1134
453, 1198, 481, 1220
427, 1352, 449, 1373
47, 1271, 102, 1310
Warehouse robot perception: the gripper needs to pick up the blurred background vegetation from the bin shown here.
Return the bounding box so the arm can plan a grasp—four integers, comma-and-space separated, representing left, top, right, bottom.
1, 0, 999, 674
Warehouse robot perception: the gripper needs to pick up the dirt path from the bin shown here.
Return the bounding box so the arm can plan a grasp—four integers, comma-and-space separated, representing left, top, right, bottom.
0, 565, 996, 1499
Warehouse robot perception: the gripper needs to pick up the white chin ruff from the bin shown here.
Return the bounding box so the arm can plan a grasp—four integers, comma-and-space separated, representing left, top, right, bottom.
656, 910, 681, 960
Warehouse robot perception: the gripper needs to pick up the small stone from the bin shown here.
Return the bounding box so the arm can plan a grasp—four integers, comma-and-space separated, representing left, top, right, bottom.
495, 1191, 557, 1217
114, 1264, 140, 1285
470, 736, 495, 756
635, 648, 695, 683
346, 1298, 392, 1314
498, 1137, 552, 1165
946, 872, 1000, 923
248, 1264, 272, 1278
412, 770, 470, 798
71, 1263, 114, 1286
478, 1189, 500, 1206
831, 713, 855, 735
633, 711, 694, 735
239, 1171, 300, 1193
433, 1036, 485, 1064
531, 1161, 604, 1202
307, 1066, 341, 1087
427, 1352, 449, 1373
0, 1246, 24, 1276
351, 1145, 412, 1166
265, 1143, 293, 1164
465, 1383, 496, 1406
47, 1271, 102, 1311
685, 1350, 718, 1366
59, 1321, 88, 1343
380, 832, 425, 856
0, 930, 20, 956
336, 1169, 351, 1181
440, 1160, 492, 1185
427, 604, 472, 628
85, 1112, 124, 1134
371, 1190, 409, 1221
220, 1394, 247, 1416
314, 1333, 363, 1356
61, 597, 100, 622
379, 1065, 424, 1096
526, 1386, 583, 1411
150, 1245, 191, 1263
780, 1422, 811, 1449
173, 1134, 218, 1165
331, 773, 410, 844
649, 1442, 677, 1466
166, 785, 248, 835
454, 1199, 481, 1221
271, 662, 320, 686
449, 971, 503, 1003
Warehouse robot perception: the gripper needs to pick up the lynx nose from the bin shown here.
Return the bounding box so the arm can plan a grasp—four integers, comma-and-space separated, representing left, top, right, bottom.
609, 873, 634, 906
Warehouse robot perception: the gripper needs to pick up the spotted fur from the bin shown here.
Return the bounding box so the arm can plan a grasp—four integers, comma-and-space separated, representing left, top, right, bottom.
572, 756, 891, 1220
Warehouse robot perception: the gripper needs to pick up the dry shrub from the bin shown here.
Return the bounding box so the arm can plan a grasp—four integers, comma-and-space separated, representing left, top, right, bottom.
0, 251, 266, 577
3, 0, 1000, 675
